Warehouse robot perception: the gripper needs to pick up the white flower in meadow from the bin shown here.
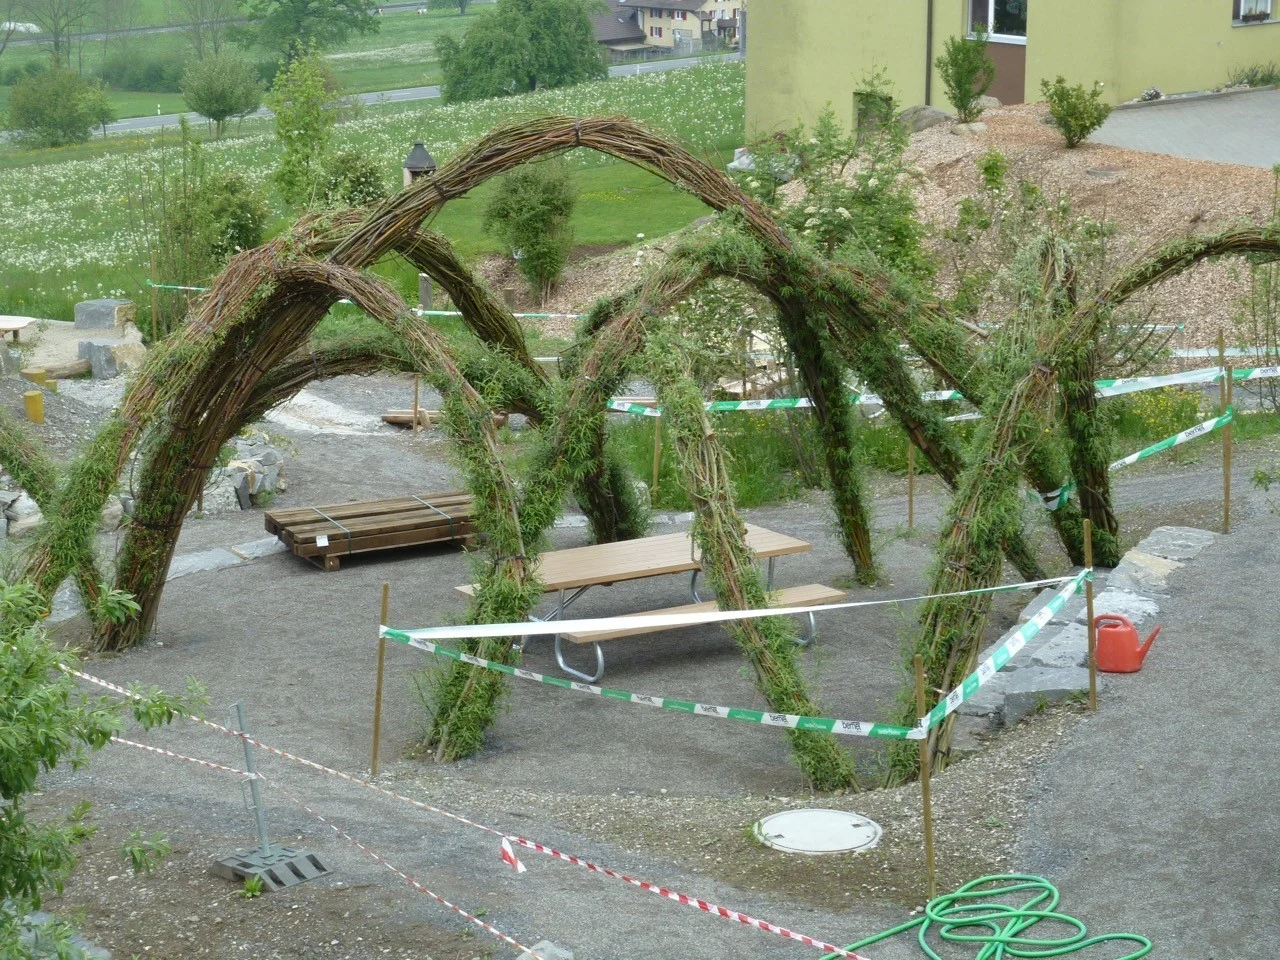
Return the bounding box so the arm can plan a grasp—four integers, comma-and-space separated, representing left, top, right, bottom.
837, 207, 852, 220
804, 205, 818, 214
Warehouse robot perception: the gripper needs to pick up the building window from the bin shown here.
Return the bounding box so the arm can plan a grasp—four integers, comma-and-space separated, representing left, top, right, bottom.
970, 0, 1028, 41
673, 9, 686, 19
1234, 0, 1273, 22
650, 25, 663, 37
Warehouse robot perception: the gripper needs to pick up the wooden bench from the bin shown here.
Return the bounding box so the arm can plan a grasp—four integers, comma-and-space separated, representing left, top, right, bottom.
554, 584, 846, 682
0, 317, 34, 342
265, 491, 476, 571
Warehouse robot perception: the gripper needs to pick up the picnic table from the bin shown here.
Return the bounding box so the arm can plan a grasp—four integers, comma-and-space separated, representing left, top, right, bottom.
0, 317, 34, 342
456, 524, 845, 681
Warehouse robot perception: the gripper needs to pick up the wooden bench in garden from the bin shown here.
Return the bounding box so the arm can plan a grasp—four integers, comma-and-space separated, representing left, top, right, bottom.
455, 525, 843, 681
0, 317, 34, 342
265, 491, 476, 571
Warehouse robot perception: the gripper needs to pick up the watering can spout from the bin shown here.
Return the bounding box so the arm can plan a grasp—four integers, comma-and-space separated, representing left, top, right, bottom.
1094, 615, 1161, 673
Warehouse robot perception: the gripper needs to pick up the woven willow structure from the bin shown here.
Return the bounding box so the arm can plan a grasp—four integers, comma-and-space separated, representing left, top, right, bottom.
8, 115, 1280, 784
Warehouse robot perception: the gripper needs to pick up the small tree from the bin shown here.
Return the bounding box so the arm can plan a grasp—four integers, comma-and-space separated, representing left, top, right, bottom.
935, 29, 995, 124
82, 78, 116, 140
428, 0, 470, 13
483, 160, 576, 301
320, 149, 389, 207
1040, 76, 1112, 148
6, 68, 95, 147
265, 46, 337, 206
237, 0, 380, 62
182, 54, 263, 139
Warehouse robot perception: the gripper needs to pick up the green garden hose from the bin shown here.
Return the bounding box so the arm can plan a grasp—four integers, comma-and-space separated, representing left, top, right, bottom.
821, 875, 1152, 960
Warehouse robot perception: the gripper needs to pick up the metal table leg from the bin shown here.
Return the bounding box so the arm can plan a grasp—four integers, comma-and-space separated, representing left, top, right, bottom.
522, 585, 592, 651
555, 635, 605, 683
766, 556, 776, 591
794, 610, 818, 647
690, 569, 705, 603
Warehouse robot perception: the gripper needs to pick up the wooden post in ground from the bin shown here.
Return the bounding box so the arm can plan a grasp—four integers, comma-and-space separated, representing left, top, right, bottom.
412, 375, 421, 434
651, 414, 663, 504
1224, 364, 1233, 534
914, 654, 936, 901
907, 442, 915, 530
372, 583, 390, 777
1084, 519, 1097, 713
149, 252, 159, 342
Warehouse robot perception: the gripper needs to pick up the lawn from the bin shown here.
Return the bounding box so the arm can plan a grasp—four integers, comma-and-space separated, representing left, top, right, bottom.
0, 61, 746, 323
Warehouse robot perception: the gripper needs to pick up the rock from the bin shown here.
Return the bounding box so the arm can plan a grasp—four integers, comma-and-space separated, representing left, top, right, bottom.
951, 121, 988, 136
4, 493, 43, 538
193, 473, 242, 516
45, 577, 87, 626
1112, 549, 1182, 594
74, 298, 135, 330
1081, 589, 1159, 630
900, 104, 954, 132
976, 95, 1002, 109
166, 548, 244, 581
957, 672, 1009, 717
119, 494, 135, 517
100, 495, 124, 531
520, 942, 572, 960
1137, 526, 1220, 562
1004, 667, 1092, 724
78, 338, 147, 379
1, 345, 20, 376
949, 714, 993, 758
1030, 623, 1089, 669
1016, 579, 1086, 627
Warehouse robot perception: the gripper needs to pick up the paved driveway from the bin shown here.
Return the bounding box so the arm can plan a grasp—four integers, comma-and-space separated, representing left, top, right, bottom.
1093, 88, 1280, 168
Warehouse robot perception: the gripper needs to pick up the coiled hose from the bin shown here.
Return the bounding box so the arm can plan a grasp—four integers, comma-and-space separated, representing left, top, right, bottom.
821, 875, 1152, 960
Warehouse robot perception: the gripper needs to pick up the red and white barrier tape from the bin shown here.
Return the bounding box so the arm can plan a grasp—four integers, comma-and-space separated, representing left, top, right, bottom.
74, 662, 872, 959
110, 736, 252, 777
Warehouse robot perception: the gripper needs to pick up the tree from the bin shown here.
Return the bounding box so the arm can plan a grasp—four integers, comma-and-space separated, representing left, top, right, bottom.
15, 0, 102, 66
237, 0, 378, 61
428, 0, 470, 13
0, 578, 193, 959
182, 53, 263, 138
437, 0, 605, 103
81, 78, 115, 139
483, 159, 576, 301
934, 28, 995, 124
6, 67, 96, 146
265, 46, 336, 205
175, 0, 242, 59
1, 0, 23, 62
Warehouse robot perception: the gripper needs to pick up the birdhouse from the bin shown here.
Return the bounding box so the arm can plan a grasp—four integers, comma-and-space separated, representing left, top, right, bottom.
403, 141, 437, 187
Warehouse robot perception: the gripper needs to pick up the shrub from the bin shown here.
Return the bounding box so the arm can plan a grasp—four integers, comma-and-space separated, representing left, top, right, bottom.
6, 68, 96, 147
320, 149, 389, 207
181, 54, 263, 140
187, 171, 270, 260
483, 159, 576, 301
934, 30, 995, 124
102, 52, 187, 92
1227, 61, 1280, 88
265, 47, 337, 206
1040, 76, 1112, 148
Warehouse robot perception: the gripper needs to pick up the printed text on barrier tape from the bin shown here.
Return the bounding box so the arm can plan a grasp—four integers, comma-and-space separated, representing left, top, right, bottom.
1037, 409, 1234, 510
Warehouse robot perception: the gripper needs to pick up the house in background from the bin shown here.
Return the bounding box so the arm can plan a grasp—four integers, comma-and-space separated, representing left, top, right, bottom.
611, 0, 742, 56
747, 0, 1280, 134
591, 0, 650, 61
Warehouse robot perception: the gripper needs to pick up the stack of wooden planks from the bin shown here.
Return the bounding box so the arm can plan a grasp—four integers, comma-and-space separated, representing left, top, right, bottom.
264, 491, 477, 571
382, 409, 508, 429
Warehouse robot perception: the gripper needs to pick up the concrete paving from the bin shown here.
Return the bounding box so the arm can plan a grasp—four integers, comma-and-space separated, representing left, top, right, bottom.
1018, 513, 1280, 956
1093, 89, 1280, 168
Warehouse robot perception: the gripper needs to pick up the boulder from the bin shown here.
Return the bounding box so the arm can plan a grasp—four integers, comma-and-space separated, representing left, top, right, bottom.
900, 104, 954, 132
192, 473, 242, 516
100, 495, 124, 531
78, 338, 147, 380
74, 298, 135, 330
1, 346, 20, 376
951, 121, 988, 136
4, 493, 43, 538
976, 95, 1002, 109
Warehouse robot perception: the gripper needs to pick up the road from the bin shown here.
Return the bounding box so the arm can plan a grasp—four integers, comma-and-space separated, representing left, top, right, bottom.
102, 53, 740, 135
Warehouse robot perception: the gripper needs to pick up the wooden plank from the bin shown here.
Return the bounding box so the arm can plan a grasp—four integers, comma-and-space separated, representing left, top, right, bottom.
294, 522, 477, 558
564, 583, 847, 643
265, 492, 470, 528
456, 525, 810, 595
282, 506, 476, 543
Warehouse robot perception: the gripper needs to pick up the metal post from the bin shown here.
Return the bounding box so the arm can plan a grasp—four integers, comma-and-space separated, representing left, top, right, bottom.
651, 415, 663, 504
412, 375, 421, 434
1084, 519, 1097, 713
233, 702, 271, 857
1224, 364, 1233, 534
914, 654, 936, 901
372, 583, 389, 777
907, 443, 915, 530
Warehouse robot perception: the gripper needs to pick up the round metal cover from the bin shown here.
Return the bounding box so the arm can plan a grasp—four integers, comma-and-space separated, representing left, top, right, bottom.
753, 809, 882, 855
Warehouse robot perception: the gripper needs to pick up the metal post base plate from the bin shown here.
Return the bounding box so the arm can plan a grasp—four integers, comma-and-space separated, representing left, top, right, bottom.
212, 845, 332, 891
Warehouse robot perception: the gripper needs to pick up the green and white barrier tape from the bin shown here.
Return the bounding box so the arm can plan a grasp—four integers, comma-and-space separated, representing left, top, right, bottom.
1036, 409, 1235, 510
381, 573, 1085, 740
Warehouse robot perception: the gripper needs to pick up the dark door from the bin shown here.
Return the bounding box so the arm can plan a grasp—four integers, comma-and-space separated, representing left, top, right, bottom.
969, 0, 1028, 104
987, 39, 1027, 105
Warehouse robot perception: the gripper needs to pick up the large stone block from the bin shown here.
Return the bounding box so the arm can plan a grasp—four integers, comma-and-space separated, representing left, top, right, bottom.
1030, 623, 1089, 670
78, 338, 147, 380
957, 672, 1009, 717
1004, 667, 1091, 724
900, 104, 954, 132
1137, 526, 1220, 562
1112, 549, 1182, 594
1, 346, 20, 376
1080, 589, 1159, 630
3, 493, 43, 538
74, 298, 135, 330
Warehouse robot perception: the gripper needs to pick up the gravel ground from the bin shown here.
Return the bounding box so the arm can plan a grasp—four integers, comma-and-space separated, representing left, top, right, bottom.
4, 371, 1277, 959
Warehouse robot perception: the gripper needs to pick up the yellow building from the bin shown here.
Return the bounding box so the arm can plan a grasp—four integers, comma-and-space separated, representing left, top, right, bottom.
615, 0, 743, 52
746, 0, 1280, 133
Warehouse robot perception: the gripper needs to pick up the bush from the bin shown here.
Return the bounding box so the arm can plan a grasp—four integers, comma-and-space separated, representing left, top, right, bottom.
1040, 76, 1112, 148
320, 150, 389, 207
187, 171, 270, 260
483, 160, 576, 301
182, 54, 263, 139
102, 52, 187, 92
1227, 61, 1280, 88
934, 30, 995, 123
0, 60, 47, 87
6, 69, 97, 147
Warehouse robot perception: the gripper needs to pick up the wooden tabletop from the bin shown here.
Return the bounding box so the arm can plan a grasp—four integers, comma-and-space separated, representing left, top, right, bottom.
457, 524, 810, 596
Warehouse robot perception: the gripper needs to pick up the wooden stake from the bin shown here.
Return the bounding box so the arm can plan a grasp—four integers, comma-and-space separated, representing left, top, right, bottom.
372, 583, 390, 777
1224, 364, 1233, 534
907, 443, 916, 530
1084, 519, 1097, 713
914, 654, 936, 901
651, 415, 663, 504
149, 252, 159, 343
412, 375, 421, 434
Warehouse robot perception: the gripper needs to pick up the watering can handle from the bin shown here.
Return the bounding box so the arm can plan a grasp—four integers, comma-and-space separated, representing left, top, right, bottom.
1093, 614, 1134, 631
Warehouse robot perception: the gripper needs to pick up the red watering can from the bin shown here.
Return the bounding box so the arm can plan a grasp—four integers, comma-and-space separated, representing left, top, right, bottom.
1093, 615, 1160, 673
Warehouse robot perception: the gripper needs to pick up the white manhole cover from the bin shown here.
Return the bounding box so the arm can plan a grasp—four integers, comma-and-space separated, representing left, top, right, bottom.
753, 809, 882, 855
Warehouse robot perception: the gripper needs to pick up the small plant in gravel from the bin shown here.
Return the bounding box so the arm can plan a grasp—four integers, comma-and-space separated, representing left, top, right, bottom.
1040, 76, 1112, 148
122, 830, 171, 876
240, 875, 265, 898
935, 29, 995, 124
